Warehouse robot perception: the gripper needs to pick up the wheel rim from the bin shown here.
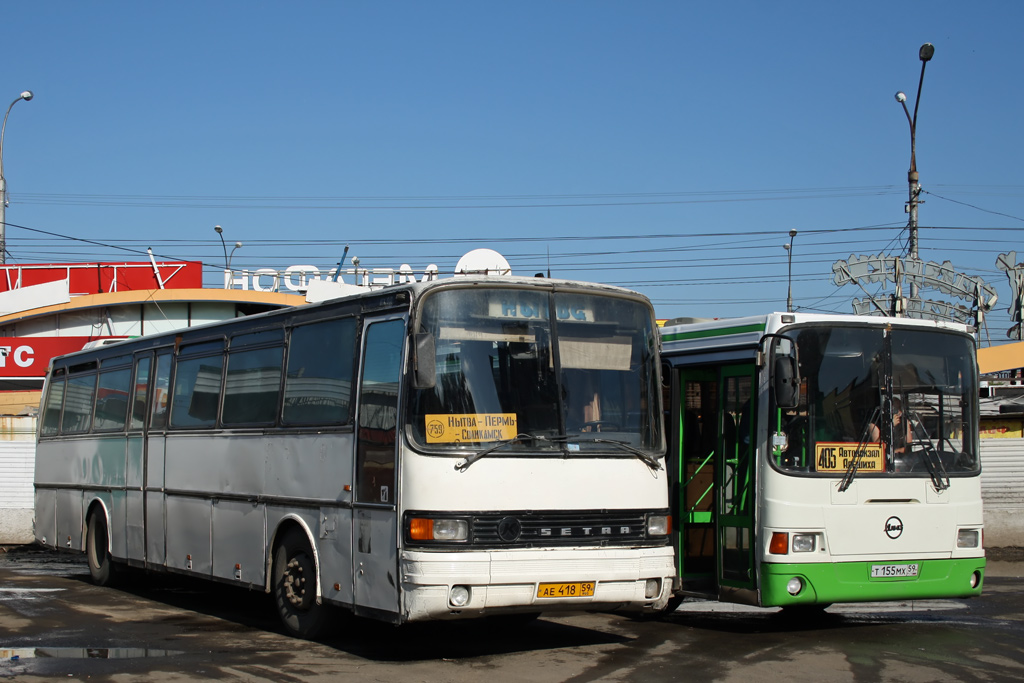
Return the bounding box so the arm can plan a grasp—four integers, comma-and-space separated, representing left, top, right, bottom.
282, 552, 315, 611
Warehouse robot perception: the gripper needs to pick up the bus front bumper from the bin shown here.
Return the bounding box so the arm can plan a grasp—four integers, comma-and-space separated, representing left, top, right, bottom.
400, 546, 675, 621
760, 557, 986, 607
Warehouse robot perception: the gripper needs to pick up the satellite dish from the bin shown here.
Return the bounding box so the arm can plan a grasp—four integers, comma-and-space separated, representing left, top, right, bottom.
454, 249, 512, 277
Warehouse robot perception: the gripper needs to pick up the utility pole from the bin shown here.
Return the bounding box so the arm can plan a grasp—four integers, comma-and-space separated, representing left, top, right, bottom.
895, 43, 934, 304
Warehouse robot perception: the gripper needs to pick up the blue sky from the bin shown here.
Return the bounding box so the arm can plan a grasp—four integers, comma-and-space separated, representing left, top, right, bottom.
3, 3, 1022, 341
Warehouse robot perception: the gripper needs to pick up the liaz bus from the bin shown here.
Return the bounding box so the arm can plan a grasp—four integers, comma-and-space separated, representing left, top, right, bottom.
34, 272, 673, 638
660, 312, 984, 611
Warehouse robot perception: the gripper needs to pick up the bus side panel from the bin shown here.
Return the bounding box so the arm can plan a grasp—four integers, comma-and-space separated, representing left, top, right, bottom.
34, 488, 57, 547
212, 499, 265, 586
166, 434, 267, 499
264, 434, 354, 505
315, 507, 354, 608
56, 489, 85, 551
165, 495, 212, 574
146, 435, 166, 566
125, 435, 145, 562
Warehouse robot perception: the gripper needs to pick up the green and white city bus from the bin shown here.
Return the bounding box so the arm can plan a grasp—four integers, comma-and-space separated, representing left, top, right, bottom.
660, 312, 985, 610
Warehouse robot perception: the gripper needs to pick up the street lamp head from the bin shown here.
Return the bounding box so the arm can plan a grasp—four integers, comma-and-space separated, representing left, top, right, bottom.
789, 228, 798, 238
234, 241, 243, 248
214, 225, 223, 234
895, 91, 907, 103
919, 43, 935, 62
19, 91, 33, 102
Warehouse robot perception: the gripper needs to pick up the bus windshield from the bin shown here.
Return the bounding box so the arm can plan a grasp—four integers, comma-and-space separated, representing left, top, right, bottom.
770, 325, 979, 477
408, 286, 662, 456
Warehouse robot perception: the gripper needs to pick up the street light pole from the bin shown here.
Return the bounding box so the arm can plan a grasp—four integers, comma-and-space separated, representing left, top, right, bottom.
895, 43, 934, 303
785, 228, 797, 312
0, 90, 34, 264
213, 225, 242, 289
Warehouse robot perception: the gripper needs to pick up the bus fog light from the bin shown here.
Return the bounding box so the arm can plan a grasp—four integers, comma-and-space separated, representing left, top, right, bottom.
792, 534, 816, 553
647, 514, 670, 536
449, 585, 471, 607
786, 577, 803, 596
645, 578, 660, 599
957, 529, 979, 549
970, 571, 981, 589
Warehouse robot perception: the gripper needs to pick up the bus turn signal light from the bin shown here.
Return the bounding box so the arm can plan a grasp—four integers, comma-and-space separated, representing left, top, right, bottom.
409, 518, 434, 540
769, 532, 789, 555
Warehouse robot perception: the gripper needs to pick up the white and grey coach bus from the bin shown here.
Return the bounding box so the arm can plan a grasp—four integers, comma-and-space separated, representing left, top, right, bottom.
34, 270, 673, 637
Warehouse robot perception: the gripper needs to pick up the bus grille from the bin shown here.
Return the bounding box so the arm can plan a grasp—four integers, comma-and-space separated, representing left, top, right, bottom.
404, 509, 666, 549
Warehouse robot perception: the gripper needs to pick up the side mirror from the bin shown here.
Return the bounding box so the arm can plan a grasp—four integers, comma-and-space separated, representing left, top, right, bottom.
413, 332, 436, 389
774, 355, 800, 408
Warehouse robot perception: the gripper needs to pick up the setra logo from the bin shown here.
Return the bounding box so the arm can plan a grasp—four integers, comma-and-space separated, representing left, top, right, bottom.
884, 516, 904, 539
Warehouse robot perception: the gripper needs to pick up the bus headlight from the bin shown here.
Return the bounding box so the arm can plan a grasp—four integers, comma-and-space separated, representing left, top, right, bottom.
409, 517, 470, 541
647, 514, 671, 537
957, 529, 980, 549
792, 534, 816, 553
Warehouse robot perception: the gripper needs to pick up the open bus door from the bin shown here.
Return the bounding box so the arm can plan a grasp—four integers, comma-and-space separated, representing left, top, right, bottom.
672, 364, 757, 603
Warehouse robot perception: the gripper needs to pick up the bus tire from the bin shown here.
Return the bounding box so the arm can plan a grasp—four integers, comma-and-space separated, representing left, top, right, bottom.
85, 509, 118, 587
273, 527, 328, 639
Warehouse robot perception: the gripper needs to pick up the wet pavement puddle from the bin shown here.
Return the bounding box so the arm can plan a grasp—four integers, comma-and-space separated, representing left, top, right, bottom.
2, 647, 184, 660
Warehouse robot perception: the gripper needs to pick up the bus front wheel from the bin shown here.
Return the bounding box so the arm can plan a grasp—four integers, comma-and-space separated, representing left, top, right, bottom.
273, 527, 328, 639
85, 509, 118, 586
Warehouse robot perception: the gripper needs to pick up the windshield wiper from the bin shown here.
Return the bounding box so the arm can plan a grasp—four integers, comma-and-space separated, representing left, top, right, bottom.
907, 412, 950, 492
571, 437, 663, 472
454, 433, 558, 473
838, 406, 879, 493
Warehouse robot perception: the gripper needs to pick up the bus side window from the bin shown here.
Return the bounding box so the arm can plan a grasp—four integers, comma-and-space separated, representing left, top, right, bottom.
40, 371, 66, 437
283, 318, 357, 425
130, 356, 152, 430
150, 352, 172, 430
94, 367, 132, 431
61, 374, 97, 434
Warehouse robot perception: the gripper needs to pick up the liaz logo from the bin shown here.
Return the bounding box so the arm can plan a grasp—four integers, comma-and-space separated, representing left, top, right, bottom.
884, 516, 904, 539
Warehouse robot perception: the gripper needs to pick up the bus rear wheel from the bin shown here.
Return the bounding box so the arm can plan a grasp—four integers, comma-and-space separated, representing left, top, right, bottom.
85, 509, 118, 587
273, 527, 328, 639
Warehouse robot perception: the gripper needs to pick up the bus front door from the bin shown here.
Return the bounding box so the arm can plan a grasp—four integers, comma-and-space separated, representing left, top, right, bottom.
674, 364, 757, 602
675, 368, 718, 594
352, 317, 404, 620
717, 365, 756, 602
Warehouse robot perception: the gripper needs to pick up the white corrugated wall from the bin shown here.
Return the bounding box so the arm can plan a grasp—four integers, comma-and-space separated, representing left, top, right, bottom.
0, 417, 37, 544
980, 438, 1024, 548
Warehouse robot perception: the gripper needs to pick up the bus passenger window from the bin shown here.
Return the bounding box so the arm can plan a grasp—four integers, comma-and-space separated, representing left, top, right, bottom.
41, 373, 66, 437
94, 368, 132, 431
150, 353, 172, 430
61, 374, 97, 434
283, 318, 356, 425
130, 357, 151, 430
223, 346, 283, 425
171, 354, 224, 428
